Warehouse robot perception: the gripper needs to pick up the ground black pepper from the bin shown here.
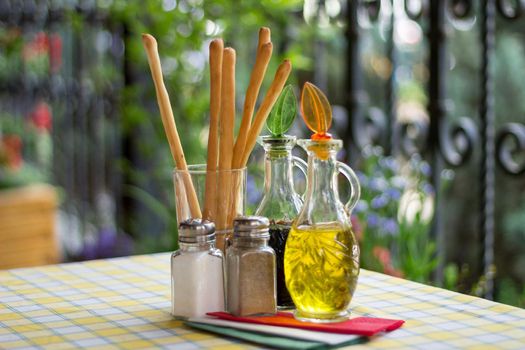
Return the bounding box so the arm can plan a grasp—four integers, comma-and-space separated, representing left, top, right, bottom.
226, 216, 277, 316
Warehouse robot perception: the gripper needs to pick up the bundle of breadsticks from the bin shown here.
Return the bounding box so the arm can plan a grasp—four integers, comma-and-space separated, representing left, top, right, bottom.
142, 28, 291, 249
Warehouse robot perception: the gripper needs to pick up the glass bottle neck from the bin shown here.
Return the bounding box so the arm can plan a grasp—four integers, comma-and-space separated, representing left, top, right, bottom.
305, 150, 339, 205
178, 241, 214, 252
264, 147, 295, 196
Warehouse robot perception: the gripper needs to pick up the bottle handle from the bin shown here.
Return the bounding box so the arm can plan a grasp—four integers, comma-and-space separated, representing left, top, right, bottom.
292, 156, 308, 197
336, 161, 361, 213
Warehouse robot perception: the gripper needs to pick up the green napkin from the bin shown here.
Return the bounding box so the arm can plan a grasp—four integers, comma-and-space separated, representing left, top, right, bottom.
185, 321, 367, 349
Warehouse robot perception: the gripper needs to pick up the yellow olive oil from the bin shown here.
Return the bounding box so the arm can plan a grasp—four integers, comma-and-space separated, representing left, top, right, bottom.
284, 224, 359, 321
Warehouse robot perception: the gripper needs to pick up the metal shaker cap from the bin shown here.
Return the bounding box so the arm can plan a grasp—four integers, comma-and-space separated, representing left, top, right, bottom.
178, 218, 215, 243
233, 216, 270, 238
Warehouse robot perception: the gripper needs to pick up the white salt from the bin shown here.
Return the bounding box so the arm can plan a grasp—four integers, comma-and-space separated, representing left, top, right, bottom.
171, 250, 224, 318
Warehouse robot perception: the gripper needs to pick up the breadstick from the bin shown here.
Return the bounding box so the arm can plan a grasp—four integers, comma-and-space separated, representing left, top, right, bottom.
258, 27, 271, 51
203, 39, 223, 221
142, 34, 202, 219
232, 41, 273, 169
228, 27, 272, 223
240, 60, 292, 166
216, 47, 236, 232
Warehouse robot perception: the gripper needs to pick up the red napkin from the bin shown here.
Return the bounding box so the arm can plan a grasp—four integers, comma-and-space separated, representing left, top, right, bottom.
207, 312, 404, 337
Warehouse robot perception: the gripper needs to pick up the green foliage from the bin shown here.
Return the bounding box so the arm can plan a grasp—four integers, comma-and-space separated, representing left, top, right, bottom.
497, 278, 525, 308
123, 184, 179, 251
354, 147, 437, 281
397, 205, 438, 283
266, 85, 297, 136
444, 264, 459, 291
0, 163, 47, 190
504, 200, 525, 241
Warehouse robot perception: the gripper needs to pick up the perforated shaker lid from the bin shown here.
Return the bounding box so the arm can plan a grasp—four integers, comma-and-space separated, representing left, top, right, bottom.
178, 218, 215, 243
233, 216, 270, 238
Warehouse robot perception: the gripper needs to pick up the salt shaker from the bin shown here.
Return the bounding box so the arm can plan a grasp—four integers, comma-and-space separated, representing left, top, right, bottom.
226, 216, 276, 316
171, 219, 224, 318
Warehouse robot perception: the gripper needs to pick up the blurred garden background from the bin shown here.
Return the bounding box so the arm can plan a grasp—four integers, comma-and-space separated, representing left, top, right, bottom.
1, 0, 524, 307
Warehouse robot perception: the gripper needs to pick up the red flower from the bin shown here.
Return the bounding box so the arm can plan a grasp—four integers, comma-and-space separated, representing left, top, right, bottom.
21, 32, 62, 72
30, 101, 52, 132
2, 135, 23, 170
373, 246, 391, 265
33, 32, 49, 53
351, 215, 363, 241
372, 246, 404, 278
23, 32, 49, 61
49, 34, 62, 73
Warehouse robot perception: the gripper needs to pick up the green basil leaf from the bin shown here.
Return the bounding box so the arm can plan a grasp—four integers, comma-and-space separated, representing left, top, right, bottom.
266, 85, 297, 137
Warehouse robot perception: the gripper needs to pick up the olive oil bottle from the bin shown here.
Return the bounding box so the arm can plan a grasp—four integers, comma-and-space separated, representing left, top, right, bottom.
284, 138, 361, 323
285, 224, 359, 316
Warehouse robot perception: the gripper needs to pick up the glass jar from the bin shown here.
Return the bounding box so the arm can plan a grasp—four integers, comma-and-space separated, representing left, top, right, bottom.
284, 138, 361, 323
173, 165, 247, 252
226, 216, 276, 316
171, 219, 224, 318
255, 135, 306, 309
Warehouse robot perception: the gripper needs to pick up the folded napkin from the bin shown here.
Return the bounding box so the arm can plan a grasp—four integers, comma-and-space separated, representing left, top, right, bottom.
186, 322, 332, 349
186, 318, 367, 350
188, 317, 365, 345
207, 311, 404, 337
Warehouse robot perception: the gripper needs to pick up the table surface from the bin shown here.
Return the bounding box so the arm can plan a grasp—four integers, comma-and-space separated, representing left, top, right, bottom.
0, 253, 524, 350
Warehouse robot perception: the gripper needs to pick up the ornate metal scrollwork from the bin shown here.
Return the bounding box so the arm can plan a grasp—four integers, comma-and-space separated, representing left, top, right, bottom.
496, 123, 525, 175
352, 106, 387, 151
496, 0, 524, 19
439, 116, 478, 167
446, 0, 477, 31
404, 0, 428, 20
396, 119, 429, 158
448, 0, 474, 19
360, 0, 381, 21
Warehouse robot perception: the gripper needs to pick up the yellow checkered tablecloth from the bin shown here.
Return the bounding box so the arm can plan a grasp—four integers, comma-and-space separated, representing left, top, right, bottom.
0, 253, 524, 349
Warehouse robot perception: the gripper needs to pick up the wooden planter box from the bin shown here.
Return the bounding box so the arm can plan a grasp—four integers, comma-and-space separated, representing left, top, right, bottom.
0, 184, 59, 269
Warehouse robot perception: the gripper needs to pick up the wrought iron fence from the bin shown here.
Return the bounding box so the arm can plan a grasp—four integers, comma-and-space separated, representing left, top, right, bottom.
343, 0, 525, 298
0, 1, 125, 257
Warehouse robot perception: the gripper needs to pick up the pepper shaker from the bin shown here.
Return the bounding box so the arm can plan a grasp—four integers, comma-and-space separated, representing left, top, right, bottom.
171, 219, 225, 318
226, 216, 277, 316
